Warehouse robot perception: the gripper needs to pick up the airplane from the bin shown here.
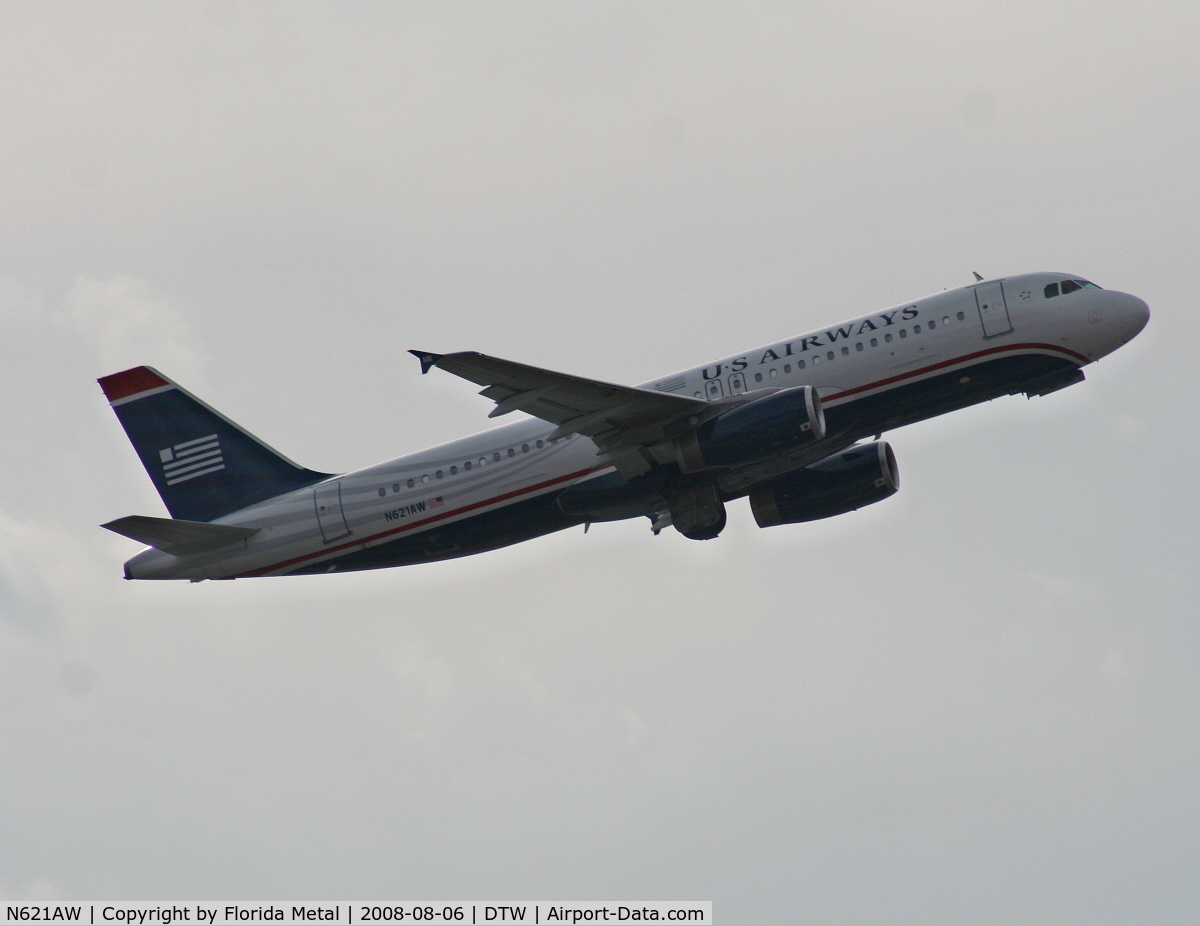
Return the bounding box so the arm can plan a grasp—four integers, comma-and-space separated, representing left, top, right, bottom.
98, 272, 1149, 581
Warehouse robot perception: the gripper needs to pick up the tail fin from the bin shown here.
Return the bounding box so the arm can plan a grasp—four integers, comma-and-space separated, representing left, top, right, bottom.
99, 366, 332, 522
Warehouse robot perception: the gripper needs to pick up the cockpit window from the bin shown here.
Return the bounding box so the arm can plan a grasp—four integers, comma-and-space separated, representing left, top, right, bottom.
1049, 279, 1101, 298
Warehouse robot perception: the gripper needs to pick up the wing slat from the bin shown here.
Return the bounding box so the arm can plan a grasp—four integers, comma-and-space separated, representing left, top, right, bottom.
410, 350, 705, 439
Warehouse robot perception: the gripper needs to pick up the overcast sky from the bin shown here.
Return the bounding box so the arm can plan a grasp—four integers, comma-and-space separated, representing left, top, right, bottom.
2, 2, 1198, 922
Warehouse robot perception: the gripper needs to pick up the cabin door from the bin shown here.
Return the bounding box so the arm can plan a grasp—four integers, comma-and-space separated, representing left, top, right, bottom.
975, 282, 1013, 338
314, 480, 351, 542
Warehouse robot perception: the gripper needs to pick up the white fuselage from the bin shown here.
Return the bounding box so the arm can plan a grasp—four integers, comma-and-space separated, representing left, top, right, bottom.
123, 273, 1149, 580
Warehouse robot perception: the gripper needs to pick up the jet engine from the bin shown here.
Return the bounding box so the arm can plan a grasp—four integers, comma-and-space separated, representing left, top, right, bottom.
749, 440, 898, 527
675, 385, 825, 473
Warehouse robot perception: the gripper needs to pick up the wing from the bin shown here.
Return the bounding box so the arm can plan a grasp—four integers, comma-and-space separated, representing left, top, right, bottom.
410, 350, 708, 474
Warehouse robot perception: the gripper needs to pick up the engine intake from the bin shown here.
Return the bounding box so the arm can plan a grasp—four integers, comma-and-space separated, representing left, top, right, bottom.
750, 440, 898, 527
675, 385, 825, 473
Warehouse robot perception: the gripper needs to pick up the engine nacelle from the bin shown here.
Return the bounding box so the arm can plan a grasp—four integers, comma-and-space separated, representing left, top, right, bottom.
675, 385, 825, 473
749, 440, 898, 527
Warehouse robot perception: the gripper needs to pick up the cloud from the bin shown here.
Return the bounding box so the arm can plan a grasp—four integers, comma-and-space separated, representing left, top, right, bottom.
0, 879, 60, 903
0, 275, 41, 329
57, 275, 206, 384
0, 513, 66, 631
960, 88, 998, 125
386, 641, 456, 742
0, 508, 111, 633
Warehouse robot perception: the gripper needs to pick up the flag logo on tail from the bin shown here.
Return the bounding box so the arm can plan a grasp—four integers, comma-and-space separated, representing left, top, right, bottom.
159, 434, 225, 485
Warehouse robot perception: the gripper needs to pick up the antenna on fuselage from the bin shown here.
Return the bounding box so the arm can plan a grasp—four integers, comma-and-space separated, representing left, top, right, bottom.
972, 271, 984, 281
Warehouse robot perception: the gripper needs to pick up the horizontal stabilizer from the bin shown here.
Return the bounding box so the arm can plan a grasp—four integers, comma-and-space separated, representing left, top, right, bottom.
101, 515, 259, 556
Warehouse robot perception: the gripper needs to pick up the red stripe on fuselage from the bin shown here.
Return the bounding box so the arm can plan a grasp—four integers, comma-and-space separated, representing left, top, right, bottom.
233, 341, 1086, 578
236, 464, 608, 577
822, 342, 1088, 404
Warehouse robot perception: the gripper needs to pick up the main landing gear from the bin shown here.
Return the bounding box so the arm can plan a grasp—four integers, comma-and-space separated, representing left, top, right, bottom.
654, 480, 727, 541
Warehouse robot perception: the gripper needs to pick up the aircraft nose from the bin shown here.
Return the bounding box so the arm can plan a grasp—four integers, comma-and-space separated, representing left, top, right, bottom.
1120, 293, 1151, 340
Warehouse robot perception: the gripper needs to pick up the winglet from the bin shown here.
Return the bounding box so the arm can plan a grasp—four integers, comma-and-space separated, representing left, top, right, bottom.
408, 350, 443, 375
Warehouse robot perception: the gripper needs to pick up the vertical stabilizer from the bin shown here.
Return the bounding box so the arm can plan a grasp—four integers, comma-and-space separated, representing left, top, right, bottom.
99, 366, 332, 522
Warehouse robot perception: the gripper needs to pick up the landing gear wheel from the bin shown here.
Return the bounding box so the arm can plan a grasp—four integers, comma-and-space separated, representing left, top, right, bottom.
678, 504, 726, 540
669, 483, 727, 541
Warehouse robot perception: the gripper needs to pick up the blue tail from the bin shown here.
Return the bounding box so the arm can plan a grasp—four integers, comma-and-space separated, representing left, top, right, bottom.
99, 366, 332, 522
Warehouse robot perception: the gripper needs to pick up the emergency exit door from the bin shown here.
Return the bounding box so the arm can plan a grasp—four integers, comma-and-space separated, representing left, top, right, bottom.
975, 281, 1013, 338
314, 480, 351, 542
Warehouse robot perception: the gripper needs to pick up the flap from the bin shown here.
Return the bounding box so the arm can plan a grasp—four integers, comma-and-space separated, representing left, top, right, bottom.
409, 350, 706, 448
101, 515, 259, 556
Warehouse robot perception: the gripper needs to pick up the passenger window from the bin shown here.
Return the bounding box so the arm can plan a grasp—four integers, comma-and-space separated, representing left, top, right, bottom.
769, 368, 778, 378
392, 483, 400, 493
914, 324, 921, 334
694, 391, 702, 398
754, 372, 763, 382
1044, 283, 1059, 298
826, 351, 834, 361
378, 488, 386, 497
522, 443, 529, 453
797, 359, 806, 369
956, 311, 965, 320
407, 478, 415, 488
927, 320, 935, 330
899, 329, 907, 338
885, 333, 893, 343
841, 346, 849, 356
464, 461, 472, 471
507, 448, 515, 457
783, 363, 791, 373
479, 457, 486, 466
536, 440, 544, 449
942, 316, 950, 325
421, 474, 429, 484
493, 452, 502, 463
1061, 280, 1081, 294
450, 465, 458, 475
812, 355, 820, 365
856, 342, 863, 351
436, 470, 444, 479
870, 337, 878, 347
